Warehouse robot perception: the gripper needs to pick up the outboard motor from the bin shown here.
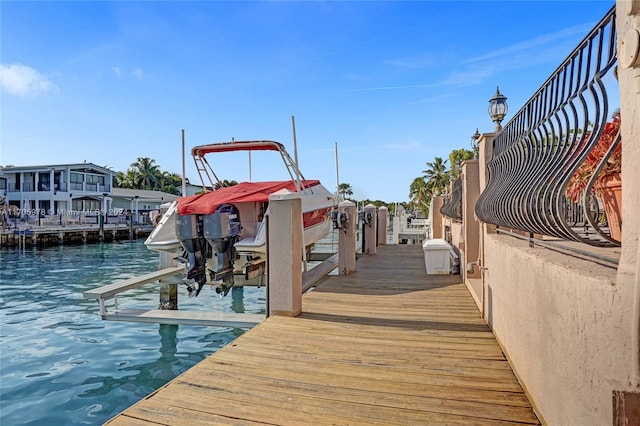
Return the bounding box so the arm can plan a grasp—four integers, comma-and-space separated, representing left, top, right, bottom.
175, 214, 208, 296
204, 204, 241, 295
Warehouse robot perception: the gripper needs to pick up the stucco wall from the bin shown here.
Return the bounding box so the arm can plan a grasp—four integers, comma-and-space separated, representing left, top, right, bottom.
483, 233, 632, 424
616, 0, 640, 393
430, 196, 444, 239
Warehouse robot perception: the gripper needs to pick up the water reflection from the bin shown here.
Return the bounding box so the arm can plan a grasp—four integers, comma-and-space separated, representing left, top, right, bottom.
0, 241, 262, 425
231, 286, 245, 313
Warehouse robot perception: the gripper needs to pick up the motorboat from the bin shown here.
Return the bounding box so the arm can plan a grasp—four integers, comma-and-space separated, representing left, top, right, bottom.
145, 139, 337, 297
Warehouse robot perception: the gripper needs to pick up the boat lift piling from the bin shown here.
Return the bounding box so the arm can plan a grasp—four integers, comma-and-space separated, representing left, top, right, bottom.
337, 200, 357, 275
362, 204, 377, 255
378, 206, 389, 246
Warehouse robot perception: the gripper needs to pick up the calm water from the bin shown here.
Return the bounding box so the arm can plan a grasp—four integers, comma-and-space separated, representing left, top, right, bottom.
0, 241, 266, 425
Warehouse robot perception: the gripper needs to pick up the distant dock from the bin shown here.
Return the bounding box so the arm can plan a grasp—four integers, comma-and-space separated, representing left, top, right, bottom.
106, 244, 539, 425
0, 222, 152, 248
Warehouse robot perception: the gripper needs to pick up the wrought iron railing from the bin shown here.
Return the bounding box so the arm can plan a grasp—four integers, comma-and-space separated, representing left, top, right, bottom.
441, 178, 462, 220
475, 6, 620, 247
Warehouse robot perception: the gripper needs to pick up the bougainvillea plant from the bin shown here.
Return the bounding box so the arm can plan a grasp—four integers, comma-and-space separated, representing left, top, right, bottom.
566, 111, 621, 203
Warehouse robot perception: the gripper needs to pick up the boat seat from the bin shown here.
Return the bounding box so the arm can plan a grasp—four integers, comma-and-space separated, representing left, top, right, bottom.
235, 219, 266, 253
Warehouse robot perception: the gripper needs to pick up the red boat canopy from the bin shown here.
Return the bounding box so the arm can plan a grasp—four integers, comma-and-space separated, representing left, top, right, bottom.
177, 180, 321, 215
191, 140, 284, 157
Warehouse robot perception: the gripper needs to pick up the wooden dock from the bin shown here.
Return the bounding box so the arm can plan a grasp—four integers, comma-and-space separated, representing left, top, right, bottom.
106, 244, 539, 425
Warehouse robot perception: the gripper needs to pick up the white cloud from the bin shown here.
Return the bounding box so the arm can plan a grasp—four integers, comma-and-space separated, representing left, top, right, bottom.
132, 68, 144, 79
0, 64, 59, 96
464, 23, 593, 65
112, 66, 122, 78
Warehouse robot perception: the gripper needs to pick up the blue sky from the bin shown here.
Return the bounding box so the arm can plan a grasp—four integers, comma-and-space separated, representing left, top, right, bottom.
1, 0, 614, 202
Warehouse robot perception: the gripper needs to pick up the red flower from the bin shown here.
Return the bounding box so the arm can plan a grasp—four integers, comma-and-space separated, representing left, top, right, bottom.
566, 112, 621, 203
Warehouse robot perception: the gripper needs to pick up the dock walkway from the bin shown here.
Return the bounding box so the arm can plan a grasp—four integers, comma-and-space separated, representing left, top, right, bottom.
107, 244, 539, 425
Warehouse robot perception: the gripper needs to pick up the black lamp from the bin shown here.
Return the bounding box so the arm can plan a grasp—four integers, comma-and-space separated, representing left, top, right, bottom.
488, 86, 508, 131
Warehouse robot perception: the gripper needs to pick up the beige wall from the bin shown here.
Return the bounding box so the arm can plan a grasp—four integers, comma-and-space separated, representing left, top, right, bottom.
616, 0, 640, 390
483, 233, 627, 424
430, 196, 444, 239
462, 160, 481, 280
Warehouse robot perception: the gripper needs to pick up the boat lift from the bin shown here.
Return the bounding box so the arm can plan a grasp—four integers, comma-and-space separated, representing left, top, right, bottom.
83, 265, 265, 327
83, 254, 339, 327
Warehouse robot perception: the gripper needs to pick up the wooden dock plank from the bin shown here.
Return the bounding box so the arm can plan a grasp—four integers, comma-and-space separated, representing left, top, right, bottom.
106, 244, 539, 425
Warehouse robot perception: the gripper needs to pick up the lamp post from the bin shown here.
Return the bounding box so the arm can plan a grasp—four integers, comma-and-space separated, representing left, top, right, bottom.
488, 86, 508, 131
471, 128, 481, 159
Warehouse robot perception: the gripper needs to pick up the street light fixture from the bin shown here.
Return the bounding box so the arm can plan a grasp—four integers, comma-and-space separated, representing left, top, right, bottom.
471, 128, 481, 159
488, 86, 508, 131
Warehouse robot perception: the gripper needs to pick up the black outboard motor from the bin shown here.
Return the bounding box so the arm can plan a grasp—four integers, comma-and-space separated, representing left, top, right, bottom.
204, 204, 241, 296
175, 214, 208, 296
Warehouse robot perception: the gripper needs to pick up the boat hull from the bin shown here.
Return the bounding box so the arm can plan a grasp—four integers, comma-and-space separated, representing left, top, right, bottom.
145, 182, 335, 258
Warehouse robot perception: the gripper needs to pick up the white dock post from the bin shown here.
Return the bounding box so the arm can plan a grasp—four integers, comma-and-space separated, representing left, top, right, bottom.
338, 200, 357, 275
377, 206, 388, 246
363, 204, 377, 255
392, 212, 400, 244
267, 191, 302, 317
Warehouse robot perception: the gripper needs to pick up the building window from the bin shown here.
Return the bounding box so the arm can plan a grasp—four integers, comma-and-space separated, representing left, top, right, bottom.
86, 175, 104, 185
70, 173, 83, 184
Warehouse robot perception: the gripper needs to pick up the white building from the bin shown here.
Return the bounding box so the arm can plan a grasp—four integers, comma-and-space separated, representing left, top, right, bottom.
0, 163, 115, 215
0, 163, 179, 224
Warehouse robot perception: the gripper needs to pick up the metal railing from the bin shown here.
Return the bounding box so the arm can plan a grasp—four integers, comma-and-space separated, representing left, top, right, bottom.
441, 178, 462, 220
475, 6, 619, 247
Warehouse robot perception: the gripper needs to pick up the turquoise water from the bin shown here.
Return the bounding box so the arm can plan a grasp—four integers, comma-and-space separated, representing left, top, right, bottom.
0, 241, 266, 425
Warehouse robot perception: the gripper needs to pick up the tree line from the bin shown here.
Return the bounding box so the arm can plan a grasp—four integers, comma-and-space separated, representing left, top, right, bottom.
114, 157, 185, 195
408, 148, 475, 217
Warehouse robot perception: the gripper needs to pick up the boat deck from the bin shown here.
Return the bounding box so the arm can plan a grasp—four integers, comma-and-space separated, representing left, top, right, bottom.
106, 244, 539, 425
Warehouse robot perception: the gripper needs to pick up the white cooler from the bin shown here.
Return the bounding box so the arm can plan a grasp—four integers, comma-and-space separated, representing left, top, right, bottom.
422, 238, 452, 274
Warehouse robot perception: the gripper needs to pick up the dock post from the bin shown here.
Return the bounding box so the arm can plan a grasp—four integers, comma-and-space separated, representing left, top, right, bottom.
99, 213, 104, 242
158, 252, 178, 310
363, 204, 377, 255
267, 191, 302, 317
377, 206, 388, 246
338, 200, 357, 275
392, 212, 400, 244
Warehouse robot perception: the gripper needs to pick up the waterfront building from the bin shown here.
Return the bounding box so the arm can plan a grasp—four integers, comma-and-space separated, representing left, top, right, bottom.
0, 163, 179, 226
1, 162, 114, 215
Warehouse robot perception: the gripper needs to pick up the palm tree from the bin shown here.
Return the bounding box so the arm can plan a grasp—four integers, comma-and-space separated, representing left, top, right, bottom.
448, 149, 475, 180
158, 171, 185, 195
422, 157, 449, 196
409, 177, 430, 216
337, 183, 353, 199
130, 157, 161, 190
214, 179, 238, 190
114, 169, 139, 189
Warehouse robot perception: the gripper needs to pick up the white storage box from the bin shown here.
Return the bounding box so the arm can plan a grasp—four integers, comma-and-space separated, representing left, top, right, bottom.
422, 238, 452, 274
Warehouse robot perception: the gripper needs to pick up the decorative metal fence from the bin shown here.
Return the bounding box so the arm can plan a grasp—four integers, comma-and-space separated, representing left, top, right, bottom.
475, 6, 620, 247
440, 178, 462, 220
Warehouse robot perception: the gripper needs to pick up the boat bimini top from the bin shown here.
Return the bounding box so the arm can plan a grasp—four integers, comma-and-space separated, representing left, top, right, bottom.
191, 140, 311, 194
